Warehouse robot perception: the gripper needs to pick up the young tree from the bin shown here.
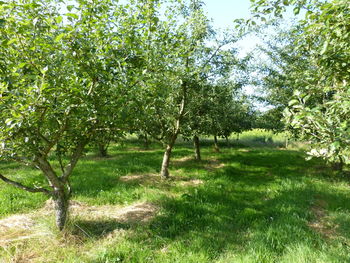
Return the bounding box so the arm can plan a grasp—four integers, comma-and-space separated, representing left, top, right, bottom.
130, 0, 237, 178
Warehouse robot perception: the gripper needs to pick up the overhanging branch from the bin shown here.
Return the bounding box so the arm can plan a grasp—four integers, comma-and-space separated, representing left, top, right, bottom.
0, 173, 52, 195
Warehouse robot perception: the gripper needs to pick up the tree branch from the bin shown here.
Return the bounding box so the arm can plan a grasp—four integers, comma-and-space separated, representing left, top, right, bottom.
0, 173, 52, 195
42, 118, 68, 156
61, 141, 87, 182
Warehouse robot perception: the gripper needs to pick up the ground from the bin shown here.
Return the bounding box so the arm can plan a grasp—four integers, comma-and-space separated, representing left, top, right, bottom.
0, 133, 350, 263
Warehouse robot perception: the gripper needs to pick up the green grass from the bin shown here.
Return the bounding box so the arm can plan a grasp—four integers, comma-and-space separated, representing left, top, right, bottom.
1, 134, 350, 262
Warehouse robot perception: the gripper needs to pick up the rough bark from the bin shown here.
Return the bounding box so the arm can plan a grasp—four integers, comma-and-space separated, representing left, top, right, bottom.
214, 135, 220, 152
193, 135, 201, 161
53, 188, 69, 231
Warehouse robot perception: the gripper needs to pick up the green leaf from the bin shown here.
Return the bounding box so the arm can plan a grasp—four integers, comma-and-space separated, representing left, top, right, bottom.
7, 39, 17, 45
55, 16, 63, 24
293, 7, 300, 15
66, 13, 79, 20
55, 33, 65, 42
331, 141, 341, 150
320, 40, 329, 55
288, 99, 299, 106
67, 5, 74, 11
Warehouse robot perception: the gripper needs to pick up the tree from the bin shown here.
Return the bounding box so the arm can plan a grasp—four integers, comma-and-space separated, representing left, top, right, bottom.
182, 48, 244, 158
0, 0, 141, 229
251, 0, 350, 168
130, 0, 238, 178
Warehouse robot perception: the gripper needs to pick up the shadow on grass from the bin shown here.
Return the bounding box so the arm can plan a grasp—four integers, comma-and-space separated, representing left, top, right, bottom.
1, 140, 350, 262
70, 219, 130, 240
106, 146, 350, 262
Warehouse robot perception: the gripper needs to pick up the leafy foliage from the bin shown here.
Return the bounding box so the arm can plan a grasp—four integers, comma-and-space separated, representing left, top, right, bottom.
252, 0, 350, 167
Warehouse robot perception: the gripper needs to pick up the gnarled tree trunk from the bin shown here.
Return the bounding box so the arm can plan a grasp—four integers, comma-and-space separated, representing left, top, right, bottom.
193, 135, 201, 161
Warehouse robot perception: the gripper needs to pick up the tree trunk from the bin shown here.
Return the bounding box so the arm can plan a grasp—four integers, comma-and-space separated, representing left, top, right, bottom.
332, 157, 344, 172
160, 144, 174, 179
236, 133, 240, 141
225, 136, 229, 147
53, 188, 69, 231
285, 136, 289, 148
98, 143, 108, 157
214, 135, 220, 152
160, 81, 186, 179
193, 135, 201, 161
143, 133, 150, 150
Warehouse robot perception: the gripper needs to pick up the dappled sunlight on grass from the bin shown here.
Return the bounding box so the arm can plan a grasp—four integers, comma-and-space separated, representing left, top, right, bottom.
1, 139, 350, 262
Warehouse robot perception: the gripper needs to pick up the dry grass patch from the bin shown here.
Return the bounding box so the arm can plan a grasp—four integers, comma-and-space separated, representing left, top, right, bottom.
119, 173, 204, 188
119, 173, 160, 185
0, 213, 51, 248
174, 156, 193, 163
43, 199, 159, 225
308, 198, 338, 239
74, 201, 158, 224
204, 158, 225, 171
178, 179, 204, 187
0, 200, 159, 249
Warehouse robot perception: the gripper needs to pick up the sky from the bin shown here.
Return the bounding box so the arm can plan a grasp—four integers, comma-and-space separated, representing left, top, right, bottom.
203, 0, 261, 56
201, 1, 264, 104
204, 0, 252, 28
202, 1, 301, 110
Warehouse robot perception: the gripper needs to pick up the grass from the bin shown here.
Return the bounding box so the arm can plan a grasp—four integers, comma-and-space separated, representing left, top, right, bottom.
0, 132, 350, 262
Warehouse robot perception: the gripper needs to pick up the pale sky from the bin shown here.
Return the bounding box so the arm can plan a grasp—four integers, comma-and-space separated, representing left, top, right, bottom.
204, 0, 252, 28
202, 0, 300, 110
202, 1, 263, 102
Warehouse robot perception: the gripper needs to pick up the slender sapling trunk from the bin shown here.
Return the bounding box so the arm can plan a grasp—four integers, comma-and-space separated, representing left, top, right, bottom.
285, 136, 289, 148
193, 135, 201, 161
214, 135, 220, 152
160, 135, 177, 179
143, 133, 150, 149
